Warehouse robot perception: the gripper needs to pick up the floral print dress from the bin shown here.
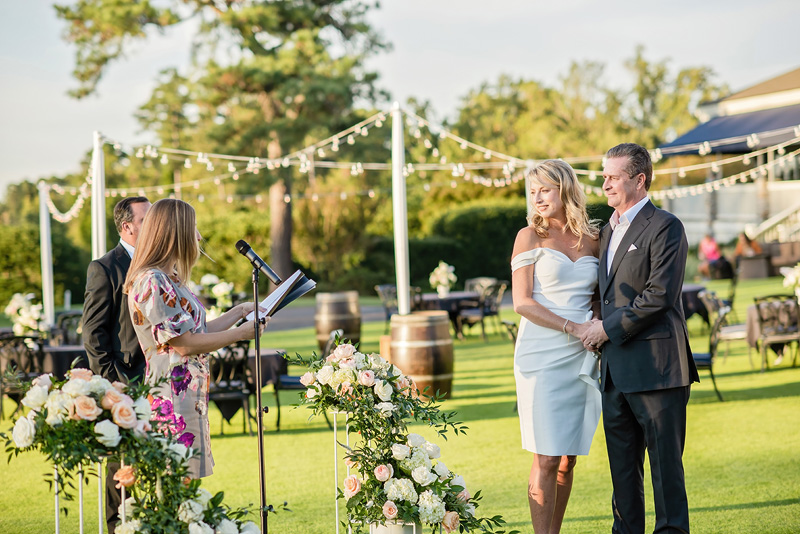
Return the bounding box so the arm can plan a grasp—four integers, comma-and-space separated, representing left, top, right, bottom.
128, 268, 213, 478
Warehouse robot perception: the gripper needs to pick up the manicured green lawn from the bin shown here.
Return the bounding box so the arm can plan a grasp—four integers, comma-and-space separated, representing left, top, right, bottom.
2, 277, 799, 533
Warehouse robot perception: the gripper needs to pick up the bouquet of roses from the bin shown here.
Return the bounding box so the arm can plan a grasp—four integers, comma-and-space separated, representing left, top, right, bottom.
429, 261, 457, 294
287, 342, 514, 534
2, 369, 259, 534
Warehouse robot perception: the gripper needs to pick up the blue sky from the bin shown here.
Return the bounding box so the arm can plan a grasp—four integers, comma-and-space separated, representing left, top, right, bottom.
1, 0, 798, 194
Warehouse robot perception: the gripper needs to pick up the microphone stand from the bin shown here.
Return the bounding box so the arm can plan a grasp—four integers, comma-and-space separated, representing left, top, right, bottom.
251, 267, 269, 534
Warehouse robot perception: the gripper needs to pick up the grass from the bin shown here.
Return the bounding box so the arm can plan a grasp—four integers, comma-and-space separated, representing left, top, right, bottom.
2, 277, 800, 533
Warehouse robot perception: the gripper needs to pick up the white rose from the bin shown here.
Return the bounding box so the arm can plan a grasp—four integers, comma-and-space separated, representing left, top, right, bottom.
94, 420, 121, 447
353, 352, 367, 369
133, 397, 152, 420
12, 416, 36, 448
423, 441, 441, 459
188, 521, 214, 534
239, 522, 259, 534
316, 365, 334, 385
215, 518, 239, 534
450, 475, 466, 492
375, 402, 395, 417
200, 274, 220, 286
299, 372, 315, 387
407, 433, 426, 448
169, 442, 190, 461
391, 443, 410, 460
62, 378, 92, 397
31, 373, 53, 390
333, 343, 356, 360
433, 462, 450, 479
21, 386, 49, 411
306, 387, 319, 399
411, 466, 437, 486
88, 376, 114, 396
117, 496, 136, 521
178, 500, 205, 523
114, 519, 141, 534
374, 380, 393, 402
195, 488, 213, 508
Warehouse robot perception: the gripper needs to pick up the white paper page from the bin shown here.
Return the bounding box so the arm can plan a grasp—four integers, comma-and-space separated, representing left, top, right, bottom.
245, 269, 303, 320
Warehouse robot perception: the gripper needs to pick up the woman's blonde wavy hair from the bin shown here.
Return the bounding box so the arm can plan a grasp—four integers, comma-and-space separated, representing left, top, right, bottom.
526, 159, 599, 249
124, 199, 199, 293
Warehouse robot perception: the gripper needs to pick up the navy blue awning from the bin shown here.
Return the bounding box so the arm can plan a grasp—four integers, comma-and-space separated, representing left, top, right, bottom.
659, 103, 800, 155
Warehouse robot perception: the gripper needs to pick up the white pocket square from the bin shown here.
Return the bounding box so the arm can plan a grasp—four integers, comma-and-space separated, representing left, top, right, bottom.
627, 244, 638, 252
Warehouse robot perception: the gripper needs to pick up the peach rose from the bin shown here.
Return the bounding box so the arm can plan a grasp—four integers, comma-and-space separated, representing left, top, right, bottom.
344, 456, 358, 470
113, 465, 136, 489
112, 381, 127, 392
342, 475, 361, 499
374, 464, 393, 482
69, 368, 94, 381
333, 343, 355, 361
72, 395, 103, 421
101, 388, 127, 410
111, 402, 138, 429
457, 489, 470, 502
338, 382, 354, 398
358, 370, 375, 387
442, 511, 459, 533
382, 500, 398, 520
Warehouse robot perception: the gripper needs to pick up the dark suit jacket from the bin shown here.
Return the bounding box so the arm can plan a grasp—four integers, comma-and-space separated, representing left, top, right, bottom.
599, 201, 699, 393
82, 243, 145, 384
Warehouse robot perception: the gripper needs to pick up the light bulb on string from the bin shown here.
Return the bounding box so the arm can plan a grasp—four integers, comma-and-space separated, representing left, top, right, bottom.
135, 148, 144, 158
743, 155, 751, 165
233, 173, 239, 180
423, 139, 432, 149
777, 146, 786, 156
206, 162, 214, 171
347, 135, 355, 145
331, 140, 340, 152
157, 187, 164, 195
184, 158, 192, 169
439, 156, 447, 164
484, 151, 492, 160
318, 148, 325, 157
228, 162, 236, 172
227, 196, 233, 203
284, 194, 291, 204
161, 154, 169, 165
340, 192, 347, 200
282, 158, 290, 168
198, 194, 205, 202
432, 148, 440, 157
360, 127, 368, 137
193, 182, 200, 190
460, 141, 467, 150
423, 183, 431, 192
450, 180, 457, 188
255, 195, 263, 203
368, 189, 375, 198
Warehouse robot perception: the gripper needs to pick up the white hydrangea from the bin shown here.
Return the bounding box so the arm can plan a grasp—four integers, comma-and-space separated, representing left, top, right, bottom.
88, 376, 114, 396
399, 447, 431, 474
117, 496, 136, 521
239, 522, 259, 534
114, 519, 141, 534
353, 352, 367, 369
62, 378, 92, 398
384, 477, 418, 503
329, 368, 356, 389
178, 500, 204, 523
417, 490, 446, 524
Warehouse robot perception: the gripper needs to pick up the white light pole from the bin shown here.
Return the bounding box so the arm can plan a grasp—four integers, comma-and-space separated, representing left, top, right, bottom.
391, 102, 411, 315
38, 181, 55, 327
91, 131, 106, 260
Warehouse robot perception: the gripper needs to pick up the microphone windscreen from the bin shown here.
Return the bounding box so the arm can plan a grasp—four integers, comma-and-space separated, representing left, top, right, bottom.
235, 240, 250, 254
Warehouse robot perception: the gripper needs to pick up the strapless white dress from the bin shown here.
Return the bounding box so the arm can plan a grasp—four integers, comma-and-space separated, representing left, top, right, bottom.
511, 247, 602, 456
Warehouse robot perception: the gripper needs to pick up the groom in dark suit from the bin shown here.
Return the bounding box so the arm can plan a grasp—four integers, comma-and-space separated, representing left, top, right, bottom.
580, 143, 699, 534
82, 196, 150, 533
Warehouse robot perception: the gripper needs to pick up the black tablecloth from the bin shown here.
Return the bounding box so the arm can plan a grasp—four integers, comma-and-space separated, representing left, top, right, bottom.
681, 284, 709, 325
419, 291, 480, 336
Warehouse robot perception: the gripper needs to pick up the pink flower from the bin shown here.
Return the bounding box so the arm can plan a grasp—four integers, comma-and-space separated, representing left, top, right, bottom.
69, 368, 94, 381
457, 489, 470, 502
333, 343, 356, 361
342, 475, 361, 499
374, 464, 394, 482
299, 372, 315, 387
344, 456, 358, 470
358, 370, 375, 387
111, 381, 127, 392
113, 465, 136, 489
442, 511, 459, 533
102, 389, 132, 410
338, 382, 354, 398
71, 395, 103, 421
111, 402, 138, 429
382, 500, 398, 520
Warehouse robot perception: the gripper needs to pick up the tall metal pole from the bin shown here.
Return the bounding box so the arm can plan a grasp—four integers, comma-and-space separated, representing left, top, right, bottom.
251, 268, 268, 534
38, 181, 55, 327
391, 102, 411, 315
91, 131, 107, 260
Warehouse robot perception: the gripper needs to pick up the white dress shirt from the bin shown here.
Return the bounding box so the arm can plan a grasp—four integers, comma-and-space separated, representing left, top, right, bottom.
606, 196, 650, 274
120, 239, 135, 259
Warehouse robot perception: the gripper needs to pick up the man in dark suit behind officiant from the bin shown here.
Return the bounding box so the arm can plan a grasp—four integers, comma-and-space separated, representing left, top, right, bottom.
82, 196, 151, 533
580, 143, 699, 534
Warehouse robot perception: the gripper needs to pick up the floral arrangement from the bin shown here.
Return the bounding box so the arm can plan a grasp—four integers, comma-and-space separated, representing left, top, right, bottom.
194, 274, 235, 320
4, 292, 44, 336
2, 369, 259, 534
288, 342, 514, 534
780, 262, 800, 299
429, 261, 457, 297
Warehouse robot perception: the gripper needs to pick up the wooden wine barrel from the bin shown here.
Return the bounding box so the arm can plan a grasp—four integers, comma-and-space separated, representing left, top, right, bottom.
315, 291, 361, 351
389, 311, 454, 399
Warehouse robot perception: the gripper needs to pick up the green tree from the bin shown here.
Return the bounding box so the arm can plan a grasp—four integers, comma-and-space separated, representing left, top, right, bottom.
55, 0, 388, 281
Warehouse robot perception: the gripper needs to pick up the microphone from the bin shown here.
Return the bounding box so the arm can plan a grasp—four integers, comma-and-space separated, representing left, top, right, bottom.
235, 240, 282, 285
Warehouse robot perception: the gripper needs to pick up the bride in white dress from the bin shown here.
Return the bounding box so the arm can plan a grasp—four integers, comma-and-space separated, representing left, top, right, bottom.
511, 159, 602, 534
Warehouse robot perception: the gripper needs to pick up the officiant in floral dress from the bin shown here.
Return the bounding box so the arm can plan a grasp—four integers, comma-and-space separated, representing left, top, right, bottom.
124, 199, 265, 478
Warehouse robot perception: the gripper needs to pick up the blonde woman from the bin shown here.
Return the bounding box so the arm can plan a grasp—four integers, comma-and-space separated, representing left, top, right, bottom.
511, 160, 602, 534
124, 199, 265, 478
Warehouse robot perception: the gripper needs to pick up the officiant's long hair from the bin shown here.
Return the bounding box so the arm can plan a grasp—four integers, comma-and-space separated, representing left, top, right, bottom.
124, 198, 199, 293
525, 159, 600, 249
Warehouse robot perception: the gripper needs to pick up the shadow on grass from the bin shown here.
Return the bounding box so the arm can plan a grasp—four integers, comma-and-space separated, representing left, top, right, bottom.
691, 380, 800, 405
689, 498, 799, 513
